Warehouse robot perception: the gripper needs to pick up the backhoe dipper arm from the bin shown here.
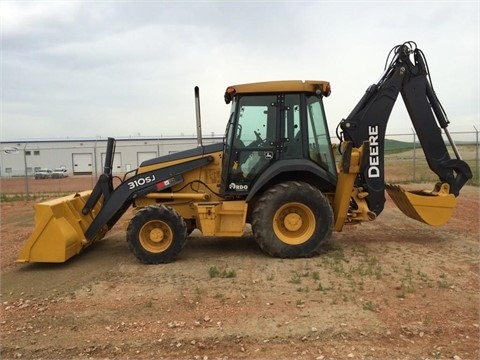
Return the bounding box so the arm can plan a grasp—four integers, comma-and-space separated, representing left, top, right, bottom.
339, 42, 472, 217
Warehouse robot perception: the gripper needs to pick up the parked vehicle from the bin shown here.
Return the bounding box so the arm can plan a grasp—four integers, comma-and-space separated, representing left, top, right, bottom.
34, 168, 53, 180
52, 168, 69, 178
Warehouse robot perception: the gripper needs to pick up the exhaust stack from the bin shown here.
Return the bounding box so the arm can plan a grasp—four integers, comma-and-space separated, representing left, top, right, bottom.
194, 86, 203, 147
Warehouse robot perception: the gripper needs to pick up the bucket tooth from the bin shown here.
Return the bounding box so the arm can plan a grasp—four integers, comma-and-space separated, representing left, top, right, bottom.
385, 183, 456, 226
17, 191, 102, 263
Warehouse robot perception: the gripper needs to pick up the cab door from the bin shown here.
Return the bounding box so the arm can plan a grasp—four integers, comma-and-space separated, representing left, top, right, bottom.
221, 94, 278, 195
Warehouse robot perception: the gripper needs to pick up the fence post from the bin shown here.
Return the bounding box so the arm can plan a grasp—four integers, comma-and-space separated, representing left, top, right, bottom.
411, 129, 416, 182
474, 125, 479, 181
94, 138, 98, 181
23, 143, 29, 197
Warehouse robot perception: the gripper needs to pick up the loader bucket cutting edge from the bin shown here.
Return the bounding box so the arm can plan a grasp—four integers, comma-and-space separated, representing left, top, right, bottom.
17, 190, 104, 263
385, 184, 456, 226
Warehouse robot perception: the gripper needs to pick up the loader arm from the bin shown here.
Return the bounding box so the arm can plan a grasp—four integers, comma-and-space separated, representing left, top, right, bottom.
338, 41, 472, 218
82, 137, 116, 215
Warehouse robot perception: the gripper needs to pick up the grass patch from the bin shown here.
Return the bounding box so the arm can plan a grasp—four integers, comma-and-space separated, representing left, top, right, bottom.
0, 193, 34, 202
0, 192, 74, 203
289, 273, 302, 284
208, 265, 236, 279
437, 273, 451, 289
362, 300, 378, 312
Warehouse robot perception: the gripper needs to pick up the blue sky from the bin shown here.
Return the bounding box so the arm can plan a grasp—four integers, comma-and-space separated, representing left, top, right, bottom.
1, 1, 479, 141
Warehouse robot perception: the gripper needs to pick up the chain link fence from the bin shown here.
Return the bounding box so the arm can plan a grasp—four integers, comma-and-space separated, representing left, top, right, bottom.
1, 129, 478, 197
381, 129, 478, 184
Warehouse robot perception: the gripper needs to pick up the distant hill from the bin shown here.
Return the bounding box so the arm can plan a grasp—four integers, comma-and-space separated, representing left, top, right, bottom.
384, 139, 414, 154
335, 138, 473, 156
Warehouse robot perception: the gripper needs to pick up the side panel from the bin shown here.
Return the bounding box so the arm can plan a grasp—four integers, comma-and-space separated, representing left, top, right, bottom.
134, 150, 225, 222
194, 201, 247, 237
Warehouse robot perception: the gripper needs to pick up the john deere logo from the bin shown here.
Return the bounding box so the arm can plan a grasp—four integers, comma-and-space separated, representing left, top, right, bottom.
3, 147, 19, 155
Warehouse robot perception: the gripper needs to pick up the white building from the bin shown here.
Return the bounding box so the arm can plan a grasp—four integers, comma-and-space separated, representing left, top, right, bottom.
0, 136, 223, 177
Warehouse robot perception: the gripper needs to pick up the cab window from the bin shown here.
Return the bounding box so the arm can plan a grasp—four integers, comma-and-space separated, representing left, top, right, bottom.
306, 95, 335, 174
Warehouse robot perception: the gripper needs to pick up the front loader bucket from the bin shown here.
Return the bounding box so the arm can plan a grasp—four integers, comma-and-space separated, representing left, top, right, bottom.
18, 191, 105, 263
385, 183, 456, 226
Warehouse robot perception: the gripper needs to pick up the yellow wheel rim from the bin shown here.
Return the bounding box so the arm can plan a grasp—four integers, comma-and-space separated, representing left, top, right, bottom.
139, 220, 173, 253
273, 202, 315, 245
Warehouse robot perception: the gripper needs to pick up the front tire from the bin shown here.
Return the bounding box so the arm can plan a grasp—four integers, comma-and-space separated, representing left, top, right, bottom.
126, 205, 187, 264
251, 181, 333, 258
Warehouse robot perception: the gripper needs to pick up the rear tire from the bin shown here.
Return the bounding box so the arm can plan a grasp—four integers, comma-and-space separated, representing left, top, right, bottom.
251, 181, 333, 258
126, 205, 187, 264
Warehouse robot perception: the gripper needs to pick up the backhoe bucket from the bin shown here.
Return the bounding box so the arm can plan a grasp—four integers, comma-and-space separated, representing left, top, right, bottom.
17, 191, 104, 263
385, 183, 456, 226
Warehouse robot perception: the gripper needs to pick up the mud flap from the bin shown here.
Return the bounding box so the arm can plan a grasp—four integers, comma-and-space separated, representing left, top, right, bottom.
17, 191, 105, 263
385, 183, 456, 226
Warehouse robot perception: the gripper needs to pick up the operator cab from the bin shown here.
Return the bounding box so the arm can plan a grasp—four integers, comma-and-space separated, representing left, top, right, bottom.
220, 80, 336, 196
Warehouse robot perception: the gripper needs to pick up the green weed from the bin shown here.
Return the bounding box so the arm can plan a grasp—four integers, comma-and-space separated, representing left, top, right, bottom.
362, 300, 377, 312
208, 266, 236, 279
289, 272, 302, 284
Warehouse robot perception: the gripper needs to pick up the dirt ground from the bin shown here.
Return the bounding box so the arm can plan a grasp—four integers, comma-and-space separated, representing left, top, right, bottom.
0, 177, 479, 360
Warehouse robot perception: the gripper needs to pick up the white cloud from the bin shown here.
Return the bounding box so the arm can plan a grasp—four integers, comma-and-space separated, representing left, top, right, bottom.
2, 1, 81, 34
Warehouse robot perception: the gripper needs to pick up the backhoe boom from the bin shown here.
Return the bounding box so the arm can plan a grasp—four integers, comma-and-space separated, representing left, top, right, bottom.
339, 41, 472, 217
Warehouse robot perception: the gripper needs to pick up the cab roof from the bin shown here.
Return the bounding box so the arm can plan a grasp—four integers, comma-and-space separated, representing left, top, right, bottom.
225, 80, 330, 95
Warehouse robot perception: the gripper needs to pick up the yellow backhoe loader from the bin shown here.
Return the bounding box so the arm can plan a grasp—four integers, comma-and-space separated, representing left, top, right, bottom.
18, 42, 472, 264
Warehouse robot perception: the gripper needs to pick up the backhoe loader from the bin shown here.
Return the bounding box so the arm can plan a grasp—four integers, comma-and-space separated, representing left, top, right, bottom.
18, 42, 472, 264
